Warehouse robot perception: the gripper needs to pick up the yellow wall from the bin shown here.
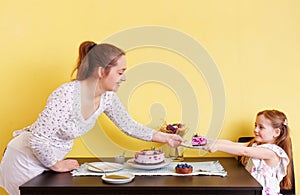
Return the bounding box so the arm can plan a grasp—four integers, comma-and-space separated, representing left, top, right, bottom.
1, 0, 299, 194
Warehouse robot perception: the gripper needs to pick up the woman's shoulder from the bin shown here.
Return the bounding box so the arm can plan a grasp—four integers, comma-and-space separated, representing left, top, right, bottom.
47, 80, 79, 102
100, 92, 123, 110
102, 91, 118, 99
51, 80, 78, 94
55, 80, 78, 90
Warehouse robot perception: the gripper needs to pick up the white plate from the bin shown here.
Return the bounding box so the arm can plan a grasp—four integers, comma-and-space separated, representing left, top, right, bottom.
126, 158, 171, 170
102, 173, 135, 184
181, 140, 205, 149
87, 162, 123, 173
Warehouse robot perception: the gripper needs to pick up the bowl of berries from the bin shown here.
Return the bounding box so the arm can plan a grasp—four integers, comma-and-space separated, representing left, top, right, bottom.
175, 163, 193, 174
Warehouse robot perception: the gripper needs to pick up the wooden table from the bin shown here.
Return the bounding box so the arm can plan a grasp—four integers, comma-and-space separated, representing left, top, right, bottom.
20, 157, 262, 195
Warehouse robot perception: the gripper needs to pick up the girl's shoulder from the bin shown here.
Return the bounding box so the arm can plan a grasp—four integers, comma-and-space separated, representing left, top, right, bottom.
250, 144, 289, 175
256, 144, 290, 182
255, 143, 288, 159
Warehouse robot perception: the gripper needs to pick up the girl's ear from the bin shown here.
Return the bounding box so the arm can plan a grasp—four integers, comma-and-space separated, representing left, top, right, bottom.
97, 67, 104, 78
274, 128, 281, 138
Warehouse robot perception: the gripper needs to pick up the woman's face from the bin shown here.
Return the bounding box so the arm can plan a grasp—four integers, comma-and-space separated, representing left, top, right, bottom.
101, 55, 127, 92
253, 114, 280, 144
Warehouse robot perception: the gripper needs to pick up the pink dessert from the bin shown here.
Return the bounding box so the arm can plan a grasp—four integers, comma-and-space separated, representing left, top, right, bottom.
192, 135, 207, 146
134, 149, 165, 165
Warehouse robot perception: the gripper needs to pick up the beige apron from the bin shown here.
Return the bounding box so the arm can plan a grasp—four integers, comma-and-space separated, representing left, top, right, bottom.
0, 131, 68, 195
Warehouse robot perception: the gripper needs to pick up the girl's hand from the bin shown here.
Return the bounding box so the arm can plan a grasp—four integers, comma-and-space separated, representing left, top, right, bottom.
203, 139, 218, 153
49, 159, 80, 172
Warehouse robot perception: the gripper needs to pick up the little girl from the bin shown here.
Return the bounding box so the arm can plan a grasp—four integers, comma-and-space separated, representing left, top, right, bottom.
204, 109, 293, 195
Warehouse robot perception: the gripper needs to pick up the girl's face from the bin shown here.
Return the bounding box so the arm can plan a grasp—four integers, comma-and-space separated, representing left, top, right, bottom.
101, 55, 127, 92
254, 114, 280, 144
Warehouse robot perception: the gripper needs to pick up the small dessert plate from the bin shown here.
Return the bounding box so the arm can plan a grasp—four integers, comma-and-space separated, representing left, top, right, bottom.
181, 140, 205, 149
87, 162, 123, 173
102, 173, 135, 184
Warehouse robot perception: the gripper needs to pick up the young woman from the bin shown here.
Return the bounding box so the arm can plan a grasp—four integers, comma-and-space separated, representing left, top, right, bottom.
0, 41, 184, 195
203, 109, 293, 195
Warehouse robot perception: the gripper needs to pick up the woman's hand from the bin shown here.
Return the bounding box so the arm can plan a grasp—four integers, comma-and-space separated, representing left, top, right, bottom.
166, 133, 184, 148
49, 159, 80, 172
152, 131, 184, 147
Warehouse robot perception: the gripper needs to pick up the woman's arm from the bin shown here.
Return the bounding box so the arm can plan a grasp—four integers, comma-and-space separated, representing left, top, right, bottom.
104, 93, 184, 147
49, 159, 80, 172
104, 93, 158, 141
152, 131, 184, 147
29, 84, 73, 168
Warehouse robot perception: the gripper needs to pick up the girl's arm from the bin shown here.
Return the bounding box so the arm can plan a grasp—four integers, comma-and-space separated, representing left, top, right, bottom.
204, 139, 280, 167
205, 139, 248, 155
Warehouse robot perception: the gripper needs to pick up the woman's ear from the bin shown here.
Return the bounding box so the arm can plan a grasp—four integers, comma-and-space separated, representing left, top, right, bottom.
97, 67, 104, 78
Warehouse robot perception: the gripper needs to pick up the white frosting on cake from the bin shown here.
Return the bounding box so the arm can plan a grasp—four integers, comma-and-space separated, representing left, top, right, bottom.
134, 149, 165, 164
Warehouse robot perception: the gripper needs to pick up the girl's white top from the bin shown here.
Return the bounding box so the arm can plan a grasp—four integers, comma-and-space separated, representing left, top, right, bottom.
13, 80, 155, 167
245, 143, 289, 195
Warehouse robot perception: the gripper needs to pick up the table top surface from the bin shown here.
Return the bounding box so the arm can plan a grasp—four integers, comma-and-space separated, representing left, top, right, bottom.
20, 157, 262, 191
